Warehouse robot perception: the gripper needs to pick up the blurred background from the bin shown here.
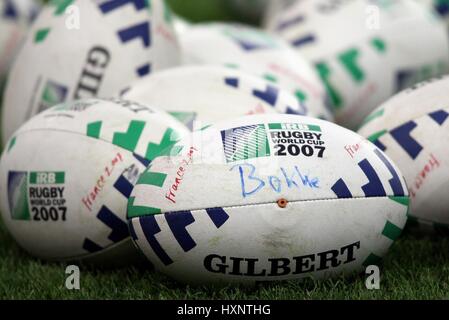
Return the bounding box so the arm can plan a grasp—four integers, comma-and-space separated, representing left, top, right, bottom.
168, 0, 244, 23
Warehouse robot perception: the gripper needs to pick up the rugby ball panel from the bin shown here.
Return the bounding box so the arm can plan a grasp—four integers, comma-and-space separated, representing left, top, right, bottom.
359, 76, 449, 132
128, 114, 409, 284
359, 77, 449, 226
121, 65, 320, 128
267, 0, 449, 128
14, 98, 189, 161
2, 0, 180, 144
129, 115, 408, 215
129, 197, 407, 284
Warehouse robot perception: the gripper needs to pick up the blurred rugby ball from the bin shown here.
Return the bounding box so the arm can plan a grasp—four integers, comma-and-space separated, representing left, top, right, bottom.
268, 0, 449, 129
128, 114, 409, 285
0, 0, 39, 79
179, 22, 331, 121
122, 65, 328, 129
359, 76, 449, 231
2, 0, 180, 145
172, 14, 191, 35
0, 98, 189, 263
263, 0, 297, 25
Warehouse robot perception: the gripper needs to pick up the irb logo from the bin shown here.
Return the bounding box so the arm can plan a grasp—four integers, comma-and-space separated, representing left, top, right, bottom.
221, 124, 271, 163
268, 122, 321, 132
30, 172, 65, 185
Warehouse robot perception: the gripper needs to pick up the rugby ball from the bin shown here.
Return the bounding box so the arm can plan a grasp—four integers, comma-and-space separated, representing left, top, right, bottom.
263, 0, 297, 25
0, 0, 39, 80
358, 76, 449, 231
179, 22, 331, 121
416, 0, 449, 25
1, 0, 180, 145
267, 0, 449, 129
128, 114, 409, 285
0, 98, 189, 263
121, 65, 330, 129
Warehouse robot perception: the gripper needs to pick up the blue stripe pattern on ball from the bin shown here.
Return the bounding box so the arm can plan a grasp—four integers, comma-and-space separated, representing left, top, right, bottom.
165, 211, 197, 252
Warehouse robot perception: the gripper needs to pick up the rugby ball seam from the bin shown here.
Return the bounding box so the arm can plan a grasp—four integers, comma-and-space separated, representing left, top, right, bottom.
129, 195, 409, 216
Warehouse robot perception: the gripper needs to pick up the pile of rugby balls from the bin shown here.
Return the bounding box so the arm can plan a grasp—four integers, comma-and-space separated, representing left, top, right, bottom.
0, 0, 447, 286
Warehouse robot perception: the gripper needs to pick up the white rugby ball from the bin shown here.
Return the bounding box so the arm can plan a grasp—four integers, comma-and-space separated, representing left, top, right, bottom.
122, 65, 329, 129
358, 76, 449, 231
1, 0, 180, 145
263, 0, 297, 25
172, 14, 191, 36
0, 98, 189, 263
268, 0, 449, 129
128, 114, 409, 285
179, 22, 331, 121
0, 0, 39, 79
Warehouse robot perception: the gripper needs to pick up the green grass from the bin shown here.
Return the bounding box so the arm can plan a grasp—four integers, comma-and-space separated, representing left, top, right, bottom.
37, 0, 253, 24
0, 220, 448, 300
167, 0, 237, 23
167, 0, 258, 24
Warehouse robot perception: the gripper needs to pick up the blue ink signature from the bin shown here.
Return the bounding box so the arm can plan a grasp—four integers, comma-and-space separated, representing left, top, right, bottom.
230, 163, 319, 198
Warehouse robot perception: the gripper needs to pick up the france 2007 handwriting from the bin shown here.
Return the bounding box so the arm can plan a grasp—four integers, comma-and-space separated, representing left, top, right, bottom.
165, 146, 198, 204
230, 163, 319, 198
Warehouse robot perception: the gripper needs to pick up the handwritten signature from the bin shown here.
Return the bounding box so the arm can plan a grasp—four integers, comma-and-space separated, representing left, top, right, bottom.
230, 163, 319, 198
